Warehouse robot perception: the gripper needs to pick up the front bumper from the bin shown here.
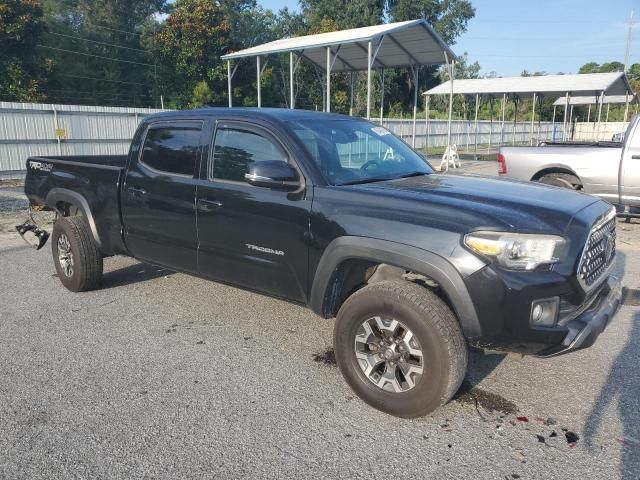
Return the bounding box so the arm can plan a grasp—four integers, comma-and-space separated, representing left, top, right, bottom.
464, 265, 623, 356
535, 275, 622, 357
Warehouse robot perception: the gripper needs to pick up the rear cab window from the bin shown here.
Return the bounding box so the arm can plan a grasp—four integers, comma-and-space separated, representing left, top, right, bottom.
140, 122, 203, 176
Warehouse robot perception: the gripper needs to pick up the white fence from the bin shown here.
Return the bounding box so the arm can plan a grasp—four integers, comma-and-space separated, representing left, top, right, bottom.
0, 102, 164, 179
0, 101, 630, 178
381, 118, 561, 151
573, 122, 629, 141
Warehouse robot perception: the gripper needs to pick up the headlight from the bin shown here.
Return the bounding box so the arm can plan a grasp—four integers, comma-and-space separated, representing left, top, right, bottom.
464, 231, 566, 271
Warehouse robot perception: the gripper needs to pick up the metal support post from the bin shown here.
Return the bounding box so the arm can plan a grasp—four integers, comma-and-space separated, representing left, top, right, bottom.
530, 93, 536, 145
256, 56, 262, 108
500, 93, 506, 145
227, 60, 233, 108
366, 41, 372, 119
379, 69, 385, 125
596, 91, 604, 140
290, 52, 295, 109
474, 93, 480, 153
326, 47, 331, 113
410, 65, 419, 147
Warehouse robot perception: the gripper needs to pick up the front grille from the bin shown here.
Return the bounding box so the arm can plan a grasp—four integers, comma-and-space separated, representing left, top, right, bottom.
577, 211, 616, 290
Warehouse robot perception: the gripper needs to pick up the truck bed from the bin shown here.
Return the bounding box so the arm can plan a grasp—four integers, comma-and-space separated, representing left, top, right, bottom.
24, 154, 128, 255
538, 141, 622, 148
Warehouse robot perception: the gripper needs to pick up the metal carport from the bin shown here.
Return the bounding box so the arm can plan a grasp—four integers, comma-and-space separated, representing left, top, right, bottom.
552, 93, 639, 124
221, 19, 456, 147
424, 72, 635, 148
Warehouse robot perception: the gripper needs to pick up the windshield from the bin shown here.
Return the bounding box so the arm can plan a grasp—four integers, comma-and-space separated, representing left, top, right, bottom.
287, 119, 433, 186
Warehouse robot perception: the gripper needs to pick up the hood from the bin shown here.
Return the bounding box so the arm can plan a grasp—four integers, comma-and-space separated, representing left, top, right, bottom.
345, 173, 600, 234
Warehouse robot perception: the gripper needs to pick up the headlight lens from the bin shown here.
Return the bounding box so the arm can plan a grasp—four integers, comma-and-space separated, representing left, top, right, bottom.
464, 231, 566, 271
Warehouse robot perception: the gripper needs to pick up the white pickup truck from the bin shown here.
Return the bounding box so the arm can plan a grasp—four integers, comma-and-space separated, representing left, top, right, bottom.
498, 115, 640, 216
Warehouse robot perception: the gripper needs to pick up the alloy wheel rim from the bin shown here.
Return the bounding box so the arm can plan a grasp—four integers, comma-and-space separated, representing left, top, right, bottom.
354, 316, 424, 393
57, 233, 74, 278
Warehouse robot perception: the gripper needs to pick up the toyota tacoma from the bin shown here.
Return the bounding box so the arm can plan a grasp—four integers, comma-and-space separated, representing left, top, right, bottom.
20, 108, 622, 418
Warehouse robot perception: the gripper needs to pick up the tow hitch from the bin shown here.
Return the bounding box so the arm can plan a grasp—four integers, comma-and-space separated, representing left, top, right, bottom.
15, 206, 51, 250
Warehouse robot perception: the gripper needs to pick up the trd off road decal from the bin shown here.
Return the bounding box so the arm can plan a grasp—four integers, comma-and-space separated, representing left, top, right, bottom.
29, 161, 53, 172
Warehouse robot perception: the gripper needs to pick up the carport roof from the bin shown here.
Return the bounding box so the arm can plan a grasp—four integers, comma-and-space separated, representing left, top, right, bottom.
220, 19, 456, 72
424, 72, 634, 98
553, 93, 638, 106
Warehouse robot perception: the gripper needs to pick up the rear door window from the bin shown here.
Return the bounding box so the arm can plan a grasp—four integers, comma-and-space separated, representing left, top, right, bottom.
140, 123, 202, 176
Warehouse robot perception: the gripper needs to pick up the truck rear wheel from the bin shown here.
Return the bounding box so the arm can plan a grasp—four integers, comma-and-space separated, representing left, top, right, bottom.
333, 280, 467, 418
538, 173, 581, 190
51, 216, 103, 292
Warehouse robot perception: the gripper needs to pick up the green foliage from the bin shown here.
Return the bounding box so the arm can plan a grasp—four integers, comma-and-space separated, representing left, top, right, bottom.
387, 0, 475, 44
3, 0, 477, 112
0, 0, 48, 101
190, 80, 213, 108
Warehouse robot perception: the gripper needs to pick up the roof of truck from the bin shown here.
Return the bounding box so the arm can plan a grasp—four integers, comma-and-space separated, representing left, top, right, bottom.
144, 107, 358, 123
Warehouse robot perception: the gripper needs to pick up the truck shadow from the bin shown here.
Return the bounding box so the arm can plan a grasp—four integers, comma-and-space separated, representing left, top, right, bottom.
101, 262, 173, 289
583, 250, 640, 478
583, 312, 640, 479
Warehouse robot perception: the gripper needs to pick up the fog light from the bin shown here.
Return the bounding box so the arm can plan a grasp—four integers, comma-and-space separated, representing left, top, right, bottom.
530, 297, 559, 327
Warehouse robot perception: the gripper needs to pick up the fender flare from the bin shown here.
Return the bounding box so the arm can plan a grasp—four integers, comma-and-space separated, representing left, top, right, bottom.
45, 188, 103, 249
531, 164, 582, 183
309, 236, 482, 338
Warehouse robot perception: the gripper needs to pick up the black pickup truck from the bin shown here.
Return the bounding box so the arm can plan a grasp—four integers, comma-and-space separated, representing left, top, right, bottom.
22, 108, 622, 418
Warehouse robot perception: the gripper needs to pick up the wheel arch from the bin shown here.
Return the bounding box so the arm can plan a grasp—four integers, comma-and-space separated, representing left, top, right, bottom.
45, 188, 103, 249
309, 237, 482, 338
531, 166, 582, 185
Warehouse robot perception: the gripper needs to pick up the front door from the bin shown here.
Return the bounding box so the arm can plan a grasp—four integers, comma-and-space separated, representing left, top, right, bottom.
621, 119, 640, 205
122, 121, 203, 273
196, 120, 311, 302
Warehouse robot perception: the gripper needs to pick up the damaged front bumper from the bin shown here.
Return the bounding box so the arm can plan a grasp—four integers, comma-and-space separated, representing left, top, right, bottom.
535, 275, 622, 357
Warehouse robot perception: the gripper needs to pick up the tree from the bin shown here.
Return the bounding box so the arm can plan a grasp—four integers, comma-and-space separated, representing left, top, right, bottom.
42, 0, 167, 106
153, 0, 231, 106
190, 80, 213, 108
387, 0, 475, 44
0, 0, 48, 101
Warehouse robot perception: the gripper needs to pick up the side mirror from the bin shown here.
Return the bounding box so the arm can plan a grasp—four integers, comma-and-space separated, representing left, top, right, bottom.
244, 160, 300, 190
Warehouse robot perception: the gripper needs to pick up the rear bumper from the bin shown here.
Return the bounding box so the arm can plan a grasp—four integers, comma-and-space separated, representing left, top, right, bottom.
535, 275, 622, 357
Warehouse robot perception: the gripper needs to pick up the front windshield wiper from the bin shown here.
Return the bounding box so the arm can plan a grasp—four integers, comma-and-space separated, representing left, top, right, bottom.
337, 177, 392, 186
337, 171, 429, 186
394, 171, 429, 179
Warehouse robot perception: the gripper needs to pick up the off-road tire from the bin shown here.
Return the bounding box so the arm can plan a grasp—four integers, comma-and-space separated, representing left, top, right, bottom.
51, 216, 103, 292
334, 280, 468, 418
538, 173, 582, 190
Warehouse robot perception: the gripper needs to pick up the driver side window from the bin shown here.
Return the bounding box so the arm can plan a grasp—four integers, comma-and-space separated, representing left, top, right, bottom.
212, 128, 288, 182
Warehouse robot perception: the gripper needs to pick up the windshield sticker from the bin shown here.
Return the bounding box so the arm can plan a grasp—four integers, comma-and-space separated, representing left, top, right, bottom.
371, 126, 391, 137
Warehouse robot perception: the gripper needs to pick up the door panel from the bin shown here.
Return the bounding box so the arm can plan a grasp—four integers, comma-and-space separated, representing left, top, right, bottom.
122, 121, 203, 272
621, 120, 640, 205
196, 121, 311, 302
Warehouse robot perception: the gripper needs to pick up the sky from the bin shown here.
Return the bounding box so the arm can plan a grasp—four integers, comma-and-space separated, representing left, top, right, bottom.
258, 0, 638, 76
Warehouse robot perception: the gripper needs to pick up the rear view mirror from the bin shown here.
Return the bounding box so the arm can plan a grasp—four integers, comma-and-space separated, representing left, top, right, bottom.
244, 161, 300, 191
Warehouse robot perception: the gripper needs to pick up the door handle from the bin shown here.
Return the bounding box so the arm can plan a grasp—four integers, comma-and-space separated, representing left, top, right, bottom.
197, 198, 223, 212
127, 186, 146, 196
632, 155, 640, 160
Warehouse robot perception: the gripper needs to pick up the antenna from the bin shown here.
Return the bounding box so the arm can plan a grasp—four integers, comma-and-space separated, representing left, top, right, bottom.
624, 9, 634, 72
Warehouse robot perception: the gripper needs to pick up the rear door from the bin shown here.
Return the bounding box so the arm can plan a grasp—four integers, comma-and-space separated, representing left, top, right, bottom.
196, 120, 311, 302
122, 120, 204, 273
621, 118, 640, 205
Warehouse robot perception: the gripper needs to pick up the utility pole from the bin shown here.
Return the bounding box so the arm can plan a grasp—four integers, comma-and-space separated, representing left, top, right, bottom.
624, 9, 634, 72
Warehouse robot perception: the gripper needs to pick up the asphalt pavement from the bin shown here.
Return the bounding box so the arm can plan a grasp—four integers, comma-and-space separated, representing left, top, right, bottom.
1, 168, 639, 479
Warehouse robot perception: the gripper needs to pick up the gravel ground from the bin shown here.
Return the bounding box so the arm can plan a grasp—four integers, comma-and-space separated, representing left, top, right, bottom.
1, 173, 639, 479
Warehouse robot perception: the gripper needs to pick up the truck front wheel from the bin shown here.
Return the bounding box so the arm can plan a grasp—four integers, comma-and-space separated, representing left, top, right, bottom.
334, 280, 467, 418
51, 216, 103, 292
